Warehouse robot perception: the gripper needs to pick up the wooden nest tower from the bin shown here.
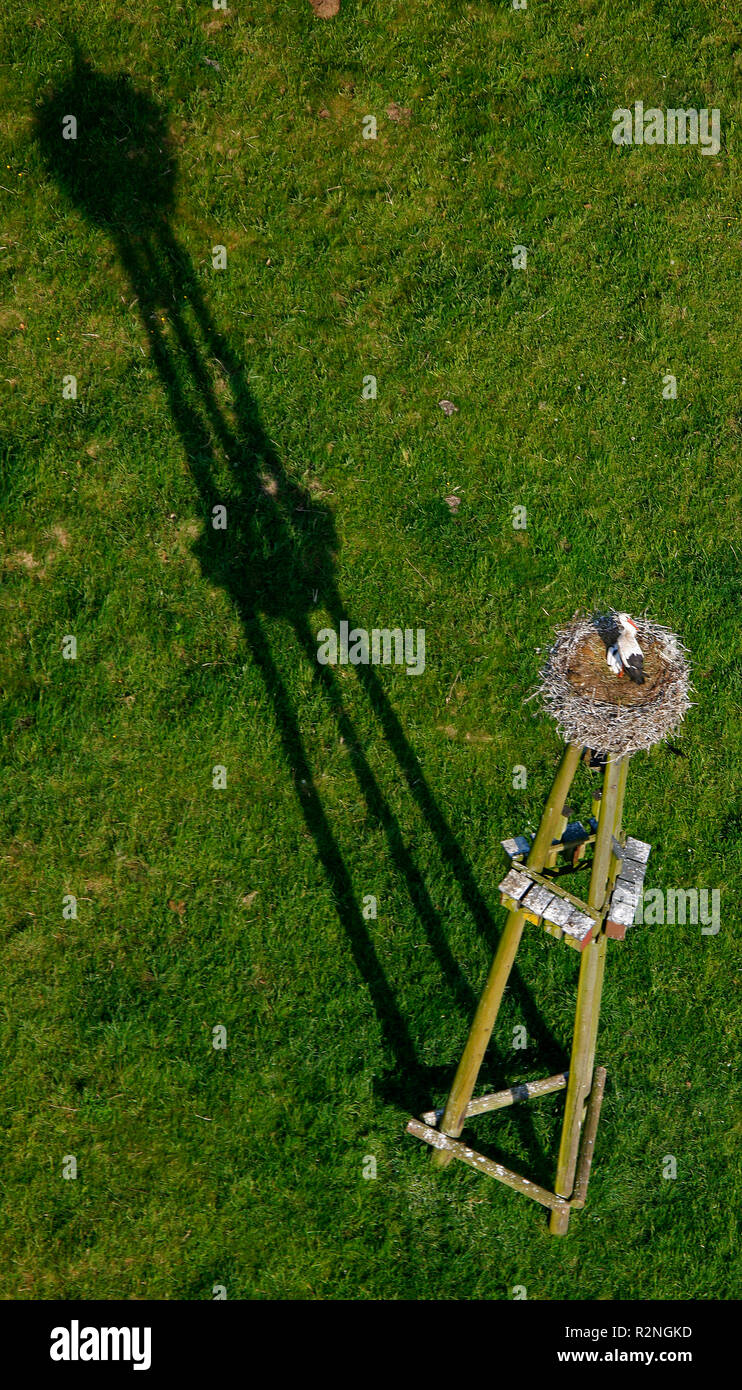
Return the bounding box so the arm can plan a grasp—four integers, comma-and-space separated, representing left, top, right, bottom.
407, 612, 692, 1234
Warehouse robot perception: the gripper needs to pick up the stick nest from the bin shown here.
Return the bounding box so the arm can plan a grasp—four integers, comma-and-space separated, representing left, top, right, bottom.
536, 612, 692, 757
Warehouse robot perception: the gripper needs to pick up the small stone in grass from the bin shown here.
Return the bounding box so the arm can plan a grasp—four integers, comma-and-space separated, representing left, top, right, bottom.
439, 399, 458, 416
444, 495, 461, 513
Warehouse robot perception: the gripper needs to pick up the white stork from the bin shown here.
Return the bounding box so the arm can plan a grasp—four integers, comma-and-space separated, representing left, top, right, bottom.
607, 612, 645, 684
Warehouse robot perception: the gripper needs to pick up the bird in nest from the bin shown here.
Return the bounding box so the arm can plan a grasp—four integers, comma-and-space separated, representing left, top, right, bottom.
606, 613, 645, 684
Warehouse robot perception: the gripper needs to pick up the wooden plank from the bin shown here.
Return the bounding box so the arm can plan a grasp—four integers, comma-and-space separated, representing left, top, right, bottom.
510, 862, 601, 948
612, 880, 640, 909
521, 883, 556, 922
408, 1119, 570, 1213
612, 871, 645, 902
563, 907, 597, 948
498, 868, 532, 902
607, 894, 636, 925
542, 896, 573, 928
605, 865, 647, 937
515, 864, 596, 918
605, 891, 636, 938
571, 1066, 607, 1209
617, 860, 646, 888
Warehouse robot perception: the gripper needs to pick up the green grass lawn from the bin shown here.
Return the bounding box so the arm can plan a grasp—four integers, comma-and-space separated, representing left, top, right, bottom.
1, 0, 740, 1299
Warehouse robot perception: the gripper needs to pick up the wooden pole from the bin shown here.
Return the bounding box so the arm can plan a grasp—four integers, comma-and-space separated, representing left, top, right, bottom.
545, 802, 571, 869
549, 753, 622, 1233
581, 754, 631, 1103
410, 1120, 570, 1214
421, 1069, 568, 1125
465, 1069, 569, 1117
549, 757, 630, 1230
570, 1065, 607, 1209
432, 742, 582, 1169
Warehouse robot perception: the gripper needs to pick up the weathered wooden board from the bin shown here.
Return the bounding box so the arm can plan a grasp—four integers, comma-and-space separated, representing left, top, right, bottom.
420, 1070, 570, 1126
498, 868, 532, 902
563, 907, 597, 949
542, 896, 573, 928
616, 859, 645, 888
606, 895, 636, 926
500, 861, 600, 949
521, 883, 557, 921
514, 864, 595, 917
612, 879, 640, 908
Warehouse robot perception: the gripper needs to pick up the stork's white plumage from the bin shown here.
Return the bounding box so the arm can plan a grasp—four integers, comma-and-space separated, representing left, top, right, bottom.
615, 612, 645, 684
606, 644, 623, 676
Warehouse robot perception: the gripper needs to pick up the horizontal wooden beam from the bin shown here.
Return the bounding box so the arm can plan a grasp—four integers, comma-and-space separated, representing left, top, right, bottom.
406, 1119, 571, 1214
420, 1070, 569, 1126
468, 1070, 569, 1116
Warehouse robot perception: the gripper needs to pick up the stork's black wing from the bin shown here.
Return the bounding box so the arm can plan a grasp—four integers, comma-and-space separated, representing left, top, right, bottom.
625, 653, 644, 685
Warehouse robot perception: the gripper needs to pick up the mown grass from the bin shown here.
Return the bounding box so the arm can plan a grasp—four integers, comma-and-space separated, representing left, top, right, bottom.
1, 0, 740, 1299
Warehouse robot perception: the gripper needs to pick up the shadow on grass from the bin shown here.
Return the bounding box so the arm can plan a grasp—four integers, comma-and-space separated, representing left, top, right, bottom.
34, 49, 565, 1182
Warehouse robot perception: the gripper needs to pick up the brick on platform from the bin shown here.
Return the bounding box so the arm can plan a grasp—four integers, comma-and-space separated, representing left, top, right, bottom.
604, 836, 651, 939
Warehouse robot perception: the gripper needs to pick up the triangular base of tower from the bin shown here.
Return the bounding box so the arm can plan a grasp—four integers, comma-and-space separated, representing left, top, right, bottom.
406, 743, 651, 1234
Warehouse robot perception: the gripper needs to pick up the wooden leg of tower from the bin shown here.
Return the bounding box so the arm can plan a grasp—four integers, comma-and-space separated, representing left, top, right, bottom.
549, 754, 623, 1232
431, 906, 526, 1169
433, 742, 583, 1169
581, 754, 630, 1102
